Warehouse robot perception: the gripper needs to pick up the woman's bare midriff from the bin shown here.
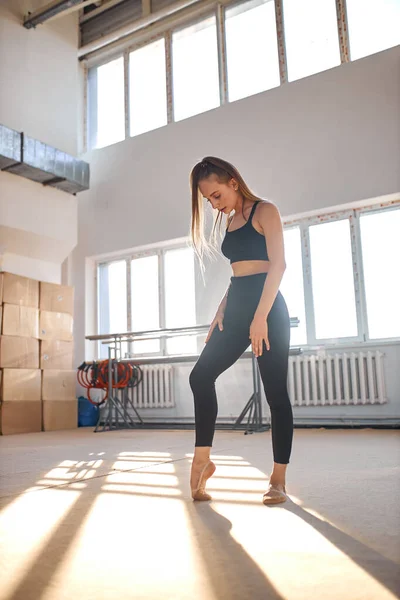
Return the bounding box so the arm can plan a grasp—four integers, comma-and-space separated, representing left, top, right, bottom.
231, 260, 270, 277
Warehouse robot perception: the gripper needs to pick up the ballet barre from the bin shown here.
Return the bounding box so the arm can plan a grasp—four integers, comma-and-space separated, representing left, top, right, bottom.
85, 318, 300, 433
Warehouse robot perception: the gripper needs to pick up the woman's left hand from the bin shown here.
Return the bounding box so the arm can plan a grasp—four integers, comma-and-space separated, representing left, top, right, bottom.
249, 315, 270, 357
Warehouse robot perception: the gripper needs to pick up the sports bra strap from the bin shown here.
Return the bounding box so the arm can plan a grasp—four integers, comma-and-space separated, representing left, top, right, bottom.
248, 200, 260, 222
226, 201, 260, 231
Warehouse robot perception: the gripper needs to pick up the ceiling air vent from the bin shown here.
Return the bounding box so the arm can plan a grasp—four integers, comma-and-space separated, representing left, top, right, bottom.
0, 124, 90, 195
0, 125, 21, 170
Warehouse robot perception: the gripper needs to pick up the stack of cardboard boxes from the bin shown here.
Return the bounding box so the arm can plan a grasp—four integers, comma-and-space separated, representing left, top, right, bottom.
0, 273, 41, 435
0, 272, 77, 435
40, 281, 76, 431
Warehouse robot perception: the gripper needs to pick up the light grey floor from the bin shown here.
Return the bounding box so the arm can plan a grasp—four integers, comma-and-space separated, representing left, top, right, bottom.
0, 428, 399, 600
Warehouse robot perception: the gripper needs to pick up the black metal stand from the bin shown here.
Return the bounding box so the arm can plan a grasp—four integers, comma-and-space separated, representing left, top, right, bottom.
233, 353, 270, 435
94, 389, 144, 432
94, 347, 144, 432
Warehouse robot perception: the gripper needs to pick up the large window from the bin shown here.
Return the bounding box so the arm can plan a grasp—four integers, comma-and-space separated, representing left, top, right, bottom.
283, 0, 341, 81
281, 227, 307, 346
360, 207, 400, 339
88, 57, 125, 149
164, 247, 197, 354
309, 219, 358, 340
98, 260, 128, 358
98, 246, 196, 358
131, 255, 160, 354
225, 0, 280, 102
97, 204, 400, 355
129, 39, 168, 137
87, 0, 399, 150
279, 204, 400, 346
172, 17, 220, 121
346, 0, 400, 61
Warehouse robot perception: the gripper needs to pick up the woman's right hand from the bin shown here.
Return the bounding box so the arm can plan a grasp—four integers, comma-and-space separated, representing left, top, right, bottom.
205, 310, 224, 343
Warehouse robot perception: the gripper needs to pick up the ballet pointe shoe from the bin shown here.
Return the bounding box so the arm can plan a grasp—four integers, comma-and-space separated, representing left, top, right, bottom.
262, 483, 287, 505
191, 460, 216, 501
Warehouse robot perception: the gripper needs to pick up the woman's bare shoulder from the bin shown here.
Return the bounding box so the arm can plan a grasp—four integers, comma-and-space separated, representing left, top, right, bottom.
256, 199, 279, 214
257, 198, 276, 207
253, 200, 282, 233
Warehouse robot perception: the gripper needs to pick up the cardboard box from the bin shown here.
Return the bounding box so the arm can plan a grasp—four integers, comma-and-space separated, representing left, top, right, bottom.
1, 272, 39, 308
39, 311, 73, 341
2, 304, 39, 338
42, 370, 76, 401
0, 273, 3, 303
0, 369, 41, 401
40, 340, 73, 370
42, 400, 77, 431
40, 282, 74, 315
0, 401, 42, 435
0, 336, 39, 369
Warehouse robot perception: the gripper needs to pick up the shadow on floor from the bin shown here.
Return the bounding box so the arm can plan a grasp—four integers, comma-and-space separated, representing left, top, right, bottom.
188, 501, 286, 600
2, 438, 399, 600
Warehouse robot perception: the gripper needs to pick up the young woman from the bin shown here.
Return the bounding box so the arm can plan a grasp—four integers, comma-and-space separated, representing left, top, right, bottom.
189, 156, 293, 505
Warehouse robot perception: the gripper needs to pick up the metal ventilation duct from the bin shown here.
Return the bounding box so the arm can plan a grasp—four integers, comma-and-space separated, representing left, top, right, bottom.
0, 124, 90, 195
0, 125, 21, 170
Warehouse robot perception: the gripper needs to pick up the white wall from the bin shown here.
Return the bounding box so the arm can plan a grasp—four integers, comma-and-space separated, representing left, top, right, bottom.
0, 253, 61, 283
72, 46, 400, 421
0, 173, 77, 255
77, 46, 399, 263
0, 0, 80, 155
0, 0, 81, 283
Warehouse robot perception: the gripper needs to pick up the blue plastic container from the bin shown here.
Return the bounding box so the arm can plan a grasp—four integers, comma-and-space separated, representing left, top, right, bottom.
78, 396, 99, 427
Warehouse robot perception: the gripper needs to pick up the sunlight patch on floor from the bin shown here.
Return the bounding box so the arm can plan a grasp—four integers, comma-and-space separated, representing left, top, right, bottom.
0, 489, 80, 600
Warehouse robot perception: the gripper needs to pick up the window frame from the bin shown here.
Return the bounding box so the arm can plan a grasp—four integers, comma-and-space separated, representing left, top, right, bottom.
170, 10, 222, 122
95, 201, 400, 359
223, 0, 282, 102
85, 0, 356, 151
280, 223, 309, 346
346, 0, 400, 62
301, 209, 363, 345
127, 34, 169, 138
96, 242, 196, 359
283, 200, 400, 348
281, 0, 342, 83
87, 54, 126, 151
355, 203, 400, 344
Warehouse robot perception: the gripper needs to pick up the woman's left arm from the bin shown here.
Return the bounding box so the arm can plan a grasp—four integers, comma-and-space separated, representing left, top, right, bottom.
250, 202, 286, 356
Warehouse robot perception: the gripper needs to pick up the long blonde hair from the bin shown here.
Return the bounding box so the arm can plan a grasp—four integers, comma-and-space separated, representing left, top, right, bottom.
190, 156, 261, 267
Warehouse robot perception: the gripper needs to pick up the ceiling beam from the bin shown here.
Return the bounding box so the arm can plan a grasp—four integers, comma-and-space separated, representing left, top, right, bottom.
23, 0, 99, 28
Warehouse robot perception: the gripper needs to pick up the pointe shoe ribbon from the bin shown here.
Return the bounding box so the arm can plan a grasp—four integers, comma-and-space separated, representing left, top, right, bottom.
191, 461, 216, 501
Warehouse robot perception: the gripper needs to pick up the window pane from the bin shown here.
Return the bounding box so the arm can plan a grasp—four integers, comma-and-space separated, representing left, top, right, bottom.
309, 219, 358, 339
131, 256, 160, 354
98, 261, 127, 358
129, 39, 168, 137
360, 208, 400, 339
347, 0, 400, 61
280, 227, 307, 345
283, 0, 340, 81
164, 248, 196, 355
225, 0, 280, 102
172, 17, 220, 121
95, 57, 125, 149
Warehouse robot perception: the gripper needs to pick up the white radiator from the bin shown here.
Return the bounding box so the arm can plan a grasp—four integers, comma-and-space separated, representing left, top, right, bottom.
131, 365, 175, 409
288, 351, 386, 406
